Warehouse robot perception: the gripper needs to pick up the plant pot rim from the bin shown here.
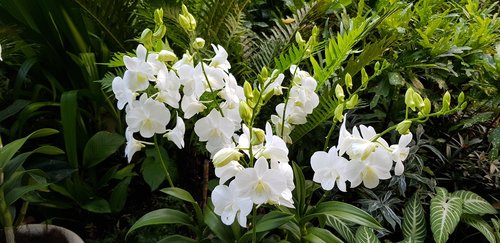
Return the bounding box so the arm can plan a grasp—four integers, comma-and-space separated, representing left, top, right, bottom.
16, 223, 84, 243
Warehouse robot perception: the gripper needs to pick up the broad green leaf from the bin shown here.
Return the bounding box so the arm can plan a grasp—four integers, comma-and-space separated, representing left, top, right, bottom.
0, 99, 30, 123
255, 211, 294, 233
127, 208, 193, 238
488, 127, 500, 159
451, 190, 497, 215
157, 235, 196, 243
303, 227, 343, 243
81, 198, 111, 213
0, 128, 59, 168
60, 90, 80, 169
303, 201, 383, 230
112, 164, 135, 180
402, 194, 426, 243
354, 226, 380, 243
32, 145, 65, 155
280, 221, 301, 240
5, 183, 49, 205
203, 201, 234, 243
160, 187, 196, 203
388, 72, 404, 86
430, 187, 463, 243
109, 177, 131, 213
292, 162, 306, 216
142, 155, 165, 191
83, 131, 124, 168
326, 215, 355, 243
461, 214, 497, 243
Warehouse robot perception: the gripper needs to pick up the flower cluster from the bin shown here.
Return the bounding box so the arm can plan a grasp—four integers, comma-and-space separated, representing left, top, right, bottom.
311, 117, 412, 191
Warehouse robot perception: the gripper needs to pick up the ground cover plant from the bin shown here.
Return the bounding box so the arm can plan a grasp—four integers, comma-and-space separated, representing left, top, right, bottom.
0, 0, 499, 242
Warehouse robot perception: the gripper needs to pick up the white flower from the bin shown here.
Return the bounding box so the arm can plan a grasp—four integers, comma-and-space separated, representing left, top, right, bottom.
390, 133, 412, 175
156, 67, 181, 108
212, 147, 243, 168
201, 64, 227, 91
270, 115, 293, 144
164, 116, 185, 149
343, 148, 393, 189
238, 124, 264, 157
0, 44, 3, 61
212, 183, 253, 227
194, 109, 235, 150
232, 158, 290, 206
209, 44, 231, 71
123, 44, 155, 92
310, 146, 349, 192
126, 94, 171, 138
124, 129, 146, 162
177, 64, 204, 97
260, 70, 284, 96
218, 74, 244, 105
215, 160, 244, 185
275, 103, 307, 125
112, 76, 135, 110
256, 123, 289, 163
270, 161, 295, 207
172, 52, 194, 70
181, 94, 206, 119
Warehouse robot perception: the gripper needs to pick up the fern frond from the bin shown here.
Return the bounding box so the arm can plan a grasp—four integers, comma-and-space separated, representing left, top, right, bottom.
291, 88, 338, 142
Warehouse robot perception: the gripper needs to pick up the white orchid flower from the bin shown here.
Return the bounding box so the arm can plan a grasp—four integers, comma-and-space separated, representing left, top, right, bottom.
194, 109, 234, 150
126, 94, 170, 138
156, 67, 181, 108
212, 183, 252, 227
344, 148, 393, 189
112, 76, 136, 110
215, 160, 244, 185
181, 94, 206, 119
164, 116, 185, 149
310, 146, 349, 192
209, 44, 231, 71
390, 133, 413, 175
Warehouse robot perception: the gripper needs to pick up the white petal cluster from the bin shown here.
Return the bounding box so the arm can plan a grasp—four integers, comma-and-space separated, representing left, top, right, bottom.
311, 117, 413, 191
271, 65, 319, 143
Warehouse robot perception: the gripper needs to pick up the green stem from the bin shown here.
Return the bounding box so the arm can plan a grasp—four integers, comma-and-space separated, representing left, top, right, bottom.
154, 136, 175, 188
14, 201, 28, 227
0, 190, 14, 243
252, 206, 257, 243
323, 120, 338, 151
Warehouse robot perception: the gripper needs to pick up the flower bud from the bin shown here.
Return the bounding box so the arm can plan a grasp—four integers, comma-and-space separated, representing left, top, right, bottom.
412, 92, 424, 110
361, 68, 369, 86
334, 104, 344, 122
374, 61, 380, 71
212, 148, 243, 167
139, 28, 153, 49
346, 94, 358, 109
295, 32, 306, 46
460, 101, 467, 110
239, 101, 253, 123
154, 8, 164, 25
260, 66, 269, 80
405, 88, 416, 111
458, 91, 465, 104
193, 37, 205, 49
158, 50, 177, 62
441, 91, 451, 112
422, 98, 431, 115
178, 15, 191, 31
345, 73, 353, 89
251, 128, 265, 145
396, 120, 412, 135
335, 84, 345, 102
153, 25, 166, 39
244, 81, 253, 100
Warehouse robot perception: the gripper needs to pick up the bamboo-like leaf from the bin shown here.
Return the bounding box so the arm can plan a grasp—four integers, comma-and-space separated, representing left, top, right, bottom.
402, 194, 426, 243
82, 131, 124, 168
255, 211, 295, 233
160, 187, 196, 203
203, 201, 234, 243
303, 227, 343, 243
354, 226, 380, 243
461, 214, 497, 243
430, 187, 463, 243
60, 90, 80, 169
5, 183, 50, 205
451, 190, 497, 215
326, 215, 355, 243
127, 208, 193, 238
292, 162, 306, 216
157, 235, 197, 243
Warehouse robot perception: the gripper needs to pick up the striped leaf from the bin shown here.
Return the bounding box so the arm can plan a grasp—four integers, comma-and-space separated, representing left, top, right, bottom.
451, 190, 497, 215
461, 214, 496, 243
326, 215, 355, 243
303, 227, 343, 243
354, 226, 380, 243
430, 187, 463, 243
402, 194, 426, 243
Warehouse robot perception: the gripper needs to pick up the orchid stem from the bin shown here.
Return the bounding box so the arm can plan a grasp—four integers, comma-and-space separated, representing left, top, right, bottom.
154, 136, 175, 188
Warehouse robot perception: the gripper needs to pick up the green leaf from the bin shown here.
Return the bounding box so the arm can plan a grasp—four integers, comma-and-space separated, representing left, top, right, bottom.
488, 127, 500, 160
430, 187, 463, 243
451, 190, 497, 215
0, 128, 59, 168
5, 183, 49, 205
83, 131, 124, 168
127, 208, 193, 238
160, 187, 196, 203
388, 72, 404, 86
461, 214, 497, 243
326, 216, 355, 243
157, 235, 197, 243
81, 198, 111, 213
292, 162, 306, 216
402, 194, 426, 243
0, 99, 30, 123
303, 227, 343, 243
354, 226, 379, 243
60, 90, 80, 169
303, 201, 383, 230
256, 211, 294, 233
142, 154, 165, 191
109, 177, 131, 213
203, 201, 234, 243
